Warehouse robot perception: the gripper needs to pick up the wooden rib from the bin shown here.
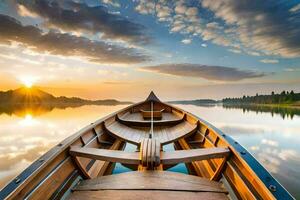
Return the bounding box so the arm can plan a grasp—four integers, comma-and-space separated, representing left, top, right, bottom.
223, 162, 256, 199
161, 148, 230, 165
70, 147, 140, 165
176, 138, 215, 178
210, 155, 228, 181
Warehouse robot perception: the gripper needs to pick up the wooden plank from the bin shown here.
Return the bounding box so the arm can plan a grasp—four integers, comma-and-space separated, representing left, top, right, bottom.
210, 156, 227, 181
68, 190, 229, 200
25, 157, 76, 200
155, 139, 161, 166
223, 162, 256, 199
87, 140, 124, 178
70, 147, 140, 164
176, 138, 215, 178
161, 148, 230, 165
117, 112, 183, 126
141, 139, 149, 167
106, 121, 196, 145
73, 171, 227, 193
71, 146, 229, 166
105, 121, 147, 145
13, 151, 69, 199
161, 127, 168, 142
160, 121, 197, 144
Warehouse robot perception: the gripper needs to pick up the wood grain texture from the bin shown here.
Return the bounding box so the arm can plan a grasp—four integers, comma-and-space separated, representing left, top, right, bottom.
70, 147, 140, 165
73, 171, 227, 193
161, 147, 230, 165
70, 145, 229, 166
68, 190, 229, 200
105, 120, 197, 145
3, 92, 289, 200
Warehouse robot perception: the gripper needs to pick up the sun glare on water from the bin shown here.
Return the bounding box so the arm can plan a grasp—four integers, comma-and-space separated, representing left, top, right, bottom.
19, 113, 39, 126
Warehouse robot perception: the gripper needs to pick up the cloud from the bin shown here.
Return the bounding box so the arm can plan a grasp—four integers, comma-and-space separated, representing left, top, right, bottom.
101, 0, 120, 7
17, 0, 150, 44
0, 14, 149, 64
135, 0, 155, 15
260, 59, 279, 64
175, 4, 187, 14
262, 139, 278, 147
284, 67, 300, 72
186, 7, 198, 16
16, 4, 38, 17
246, 51, 261, 56
290, 3, 300, 13
201, 43, 207, 47
228, 49, 242, 54
181, 38, 192, 44
201, 0, 300, 58
132, 1, 300, 58
141, 63, 265, 81
170, 23, 186, 32
156, 4, 172, 18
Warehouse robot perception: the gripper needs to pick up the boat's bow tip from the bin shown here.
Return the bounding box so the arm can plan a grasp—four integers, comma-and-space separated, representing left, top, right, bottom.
146, 91, 161, 102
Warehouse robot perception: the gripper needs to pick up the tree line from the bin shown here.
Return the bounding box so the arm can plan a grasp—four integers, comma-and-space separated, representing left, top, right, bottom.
223, 90, 300, 104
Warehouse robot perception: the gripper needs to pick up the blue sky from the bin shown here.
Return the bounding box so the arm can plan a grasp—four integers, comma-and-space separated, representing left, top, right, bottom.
0, 0, 300, 100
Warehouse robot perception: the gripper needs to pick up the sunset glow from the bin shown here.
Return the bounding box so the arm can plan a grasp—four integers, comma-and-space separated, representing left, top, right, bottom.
0, 1, 300, 199
20, 76, 37, 88
0, 0, 299, 101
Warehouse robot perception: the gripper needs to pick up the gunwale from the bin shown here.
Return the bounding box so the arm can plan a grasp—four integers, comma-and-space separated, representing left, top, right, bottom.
165, 102, 294, 200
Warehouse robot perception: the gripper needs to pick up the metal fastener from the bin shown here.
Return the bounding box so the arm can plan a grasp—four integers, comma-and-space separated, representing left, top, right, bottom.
14, 177, 21, 184
269, 185, 277, 192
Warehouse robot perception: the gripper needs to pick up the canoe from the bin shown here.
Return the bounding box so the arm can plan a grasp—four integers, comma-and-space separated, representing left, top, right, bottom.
0, 92, 294, 200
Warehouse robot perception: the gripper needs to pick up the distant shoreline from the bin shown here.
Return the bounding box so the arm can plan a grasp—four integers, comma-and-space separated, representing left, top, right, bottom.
223, 102, 300, 109
171, 90, 300, 108
0, 87, 132, 106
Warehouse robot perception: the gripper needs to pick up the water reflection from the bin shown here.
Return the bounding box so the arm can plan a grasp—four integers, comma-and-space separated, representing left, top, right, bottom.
223, 104, 300, 119
0, 104, 75, 117
0, 104, 128, 189
177, 104, 300, 199
0, 104, 299, 198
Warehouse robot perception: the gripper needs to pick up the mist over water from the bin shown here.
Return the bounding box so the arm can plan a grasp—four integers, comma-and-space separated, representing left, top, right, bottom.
0, 104, 299, 198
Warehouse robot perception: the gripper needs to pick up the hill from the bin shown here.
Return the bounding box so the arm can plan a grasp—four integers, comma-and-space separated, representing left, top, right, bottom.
0, 87, 131, 105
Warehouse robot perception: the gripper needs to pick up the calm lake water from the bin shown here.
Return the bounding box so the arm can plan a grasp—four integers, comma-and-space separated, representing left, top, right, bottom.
0, 104, 299, 198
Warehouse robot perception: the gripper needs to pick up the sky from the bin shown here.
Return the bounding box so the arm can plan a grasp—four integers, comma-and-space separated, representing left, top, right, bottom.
0, 0, 300, 101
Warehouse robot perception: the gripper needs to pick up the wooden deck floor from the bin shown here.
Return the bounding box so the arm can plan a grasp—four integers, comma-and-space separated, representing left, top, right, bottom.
105, 121, 197, 145
68, 171, 228, 200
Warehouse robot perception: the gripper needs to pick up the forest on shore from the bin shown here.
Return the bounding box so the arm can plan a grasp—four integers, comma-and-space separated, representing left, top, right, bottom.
222, 90, 300, 105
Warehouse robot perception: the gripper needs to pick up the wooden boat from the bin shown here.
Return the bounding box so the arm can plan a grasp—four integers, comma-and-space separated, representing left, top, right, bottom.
0, 92, 294, 200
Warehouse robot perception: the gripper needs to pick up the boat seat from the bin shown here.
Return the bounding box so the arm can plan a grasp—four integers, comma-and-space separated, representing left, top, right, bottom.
116, 112, 184, 126
140, 109, 165, 120
104, 120, 197, 145
68, 171, 229, 200
69, 146, 230, 165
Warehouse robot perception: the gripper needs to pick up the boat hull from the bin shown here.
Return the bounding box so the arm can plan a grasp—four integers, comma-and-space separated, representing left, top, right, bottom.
0, 94, 294, 199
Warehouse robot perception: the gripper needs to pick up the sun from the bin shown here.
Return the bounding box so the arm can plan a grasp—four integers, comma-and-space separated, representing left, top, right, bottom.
20, 76, 37, 88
